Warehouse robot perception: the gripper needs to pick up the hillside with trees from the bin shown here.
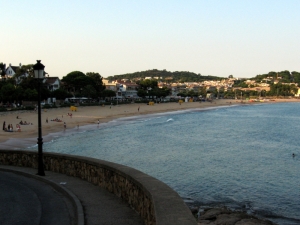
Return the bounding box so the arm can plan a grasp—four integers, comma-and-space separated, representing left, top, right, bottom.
107, 69, 224, 83
251, 70, 300, 86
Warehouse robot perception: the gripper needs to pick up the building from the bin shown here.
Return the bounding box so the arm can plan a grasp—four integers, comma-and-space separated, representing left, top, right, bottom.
44, 77, 61, 91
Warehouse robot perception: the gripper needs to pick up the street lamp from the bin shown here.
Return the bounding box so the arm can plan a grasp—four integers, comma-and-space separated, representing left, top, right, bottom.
33, 60, 45, 176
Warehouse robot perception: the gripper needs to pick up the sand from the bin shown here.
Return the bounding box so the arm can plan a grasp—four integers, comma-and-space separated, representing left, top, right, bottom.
0, 98, 298, 149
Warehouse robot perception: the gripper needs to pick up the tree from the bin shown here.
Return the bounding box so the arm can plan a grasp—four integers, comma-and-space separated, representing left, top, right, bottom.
86, 72, 105, 93
101, 89, 116, 98
82, 85, 97, 98
13, 86, 25, 102
52, 88, 71, 100
138, 79, 158, 90
62, 71, 92, 92
177, 92, 186, 97
19, 76, 39, 90
160, 87, 171, 98
137, 89, 147, 98
0, 63, 6, 80
13, 64, 34, 80
23, 89, 38, 101
0, 83, 15, 102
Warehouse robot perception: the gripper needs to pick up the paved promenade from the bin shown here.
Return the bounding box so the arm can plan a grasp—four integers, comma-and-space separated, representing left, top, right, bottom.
0, 165, 144, 225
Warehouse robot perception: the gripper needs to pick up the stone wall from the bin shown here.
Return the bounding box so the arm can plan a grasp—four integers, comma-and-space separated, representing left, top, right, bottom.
0, 150, 197, 225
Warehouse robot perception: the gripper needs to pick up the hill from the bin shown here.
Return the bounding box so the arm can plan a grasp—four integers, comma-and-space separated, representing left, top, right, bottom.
107, 69, 225, 83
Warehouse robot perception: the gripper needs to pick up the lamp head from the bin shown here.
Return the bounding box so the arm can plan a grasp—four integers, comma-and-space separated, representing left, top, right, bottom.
33, 60, 45, 79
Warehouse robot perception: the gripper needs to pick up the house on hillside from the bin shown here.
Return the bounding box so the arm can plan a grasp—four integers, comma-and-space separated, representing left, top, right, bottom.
3, 63, 22, 79
44, 77, 60, 91
103, 79, 118, 92
117, 81, 139, 98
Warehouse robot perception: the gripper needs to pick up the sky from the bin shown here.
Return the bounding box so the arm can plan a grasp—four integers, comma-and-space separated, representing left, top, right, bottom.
2, 0, 300, 79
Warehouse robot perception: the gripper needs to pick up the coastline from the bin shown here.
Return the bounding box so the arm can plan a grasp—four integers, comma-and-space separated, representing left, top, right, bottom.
0, 99, 298, 150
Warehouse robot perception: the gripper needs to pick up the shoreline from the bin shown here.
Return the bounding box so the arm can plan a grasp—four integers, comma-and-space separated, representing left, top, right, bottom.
1, 99, 299, 150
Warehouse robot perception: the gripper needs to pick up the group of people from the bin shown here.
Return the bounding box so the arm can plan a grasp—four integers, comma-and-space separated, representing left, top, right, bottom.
19, 120, 32, 125
50, 118, 63, 122
2, 121, 21, 132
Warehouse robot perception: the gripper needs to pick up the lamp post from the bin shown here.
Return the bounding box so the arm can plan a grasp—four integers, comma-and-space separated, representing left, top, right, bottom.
33, 60, 45, 176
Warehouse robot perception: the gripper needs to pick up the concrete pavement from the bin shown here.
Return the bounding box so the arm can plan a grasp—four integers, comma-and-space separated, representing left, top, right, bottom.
0, 165, 144, 225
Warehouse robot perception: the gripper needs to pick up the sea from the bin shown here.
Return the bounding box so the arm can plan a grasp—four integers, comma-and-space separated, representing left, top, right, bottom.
28, 102, 300, 225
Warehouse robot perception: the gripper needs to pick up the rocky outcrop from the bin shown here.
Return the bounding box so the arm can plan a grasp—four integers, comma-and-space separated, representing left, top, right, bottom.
197, 208, 275, 225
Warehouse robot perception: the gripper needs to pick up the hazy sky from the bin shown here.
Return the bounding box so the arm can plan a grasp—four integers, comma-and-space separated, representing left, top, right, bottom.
2, 0, 300, 79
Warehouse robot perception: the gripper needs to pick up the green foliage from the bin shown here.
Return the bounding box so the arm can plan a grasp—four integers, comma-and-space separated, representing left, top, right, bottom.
233, 79, 248, 88
177, 92, 186, 97
101, 89, 116, 98
269, 83, 297, 96
19, 76, 39, 90
86, 72, 105, 93
291, 71, 300, 84
52, 88, 71, 100
82, 85, 97, 98
107, 69, 224, 83
0, 83, 15, 102
137, 89, 147, 98
23, 89, 38, 100
252, 70, 300, 86
61, 71, 91, 91
0, 106, 7, 112
14, 64, 34, 79
62, 71, 104, 98
137, 79, 158, 90
43, 104, 57, 109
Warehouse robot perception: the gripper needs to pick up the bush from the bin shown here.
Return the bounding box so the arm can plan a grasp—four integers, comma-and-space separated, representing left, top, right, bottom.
43, 104, 54, 109
59, 103, 72, 108
24, 106, 35, 110
0, 107, 7, 112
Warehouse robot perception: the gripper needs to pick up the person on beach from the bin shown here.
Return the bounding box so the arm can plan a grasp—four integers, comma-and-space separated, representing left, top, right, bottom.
46, 117, 48, 123
64, 122, 66, 129
16, 124, 21, 132
138, 107, 140, 112
2, 121, 5, 130
97, 120, 100, 125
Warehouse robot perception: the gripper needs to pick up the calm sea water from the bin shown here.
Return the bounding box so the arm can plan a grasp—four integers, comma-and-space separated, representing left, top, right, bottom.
29, 102, 300, 225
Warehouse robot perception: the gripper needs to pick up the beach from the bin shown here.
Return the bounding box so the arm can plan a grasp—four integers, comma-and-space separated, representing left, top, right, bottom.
0, 99, 298, 149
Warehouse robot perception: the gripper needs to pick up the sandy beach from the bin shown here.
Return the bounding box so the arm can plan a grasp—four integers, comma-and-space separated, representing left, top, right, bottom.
0, 99, 298, 149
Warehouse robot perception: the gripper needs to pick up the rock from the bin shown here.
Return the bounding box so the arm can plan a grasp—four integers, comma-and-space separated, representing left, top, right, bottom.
190, 206, 199, 214
214, 213, 251, 225
199, 208, 231, 220
197, 207, 276, 225
236, 218, 274, 225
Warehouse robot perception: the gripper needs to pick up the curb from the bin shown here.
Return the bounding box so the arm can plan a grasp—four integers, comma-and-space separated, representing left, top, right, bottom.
0, 167, 84, 225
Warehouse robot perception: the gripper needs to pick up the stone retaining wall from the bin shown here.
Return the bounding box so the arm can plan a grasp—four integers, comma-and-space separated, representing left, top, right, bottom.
0, 150, 197, 225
